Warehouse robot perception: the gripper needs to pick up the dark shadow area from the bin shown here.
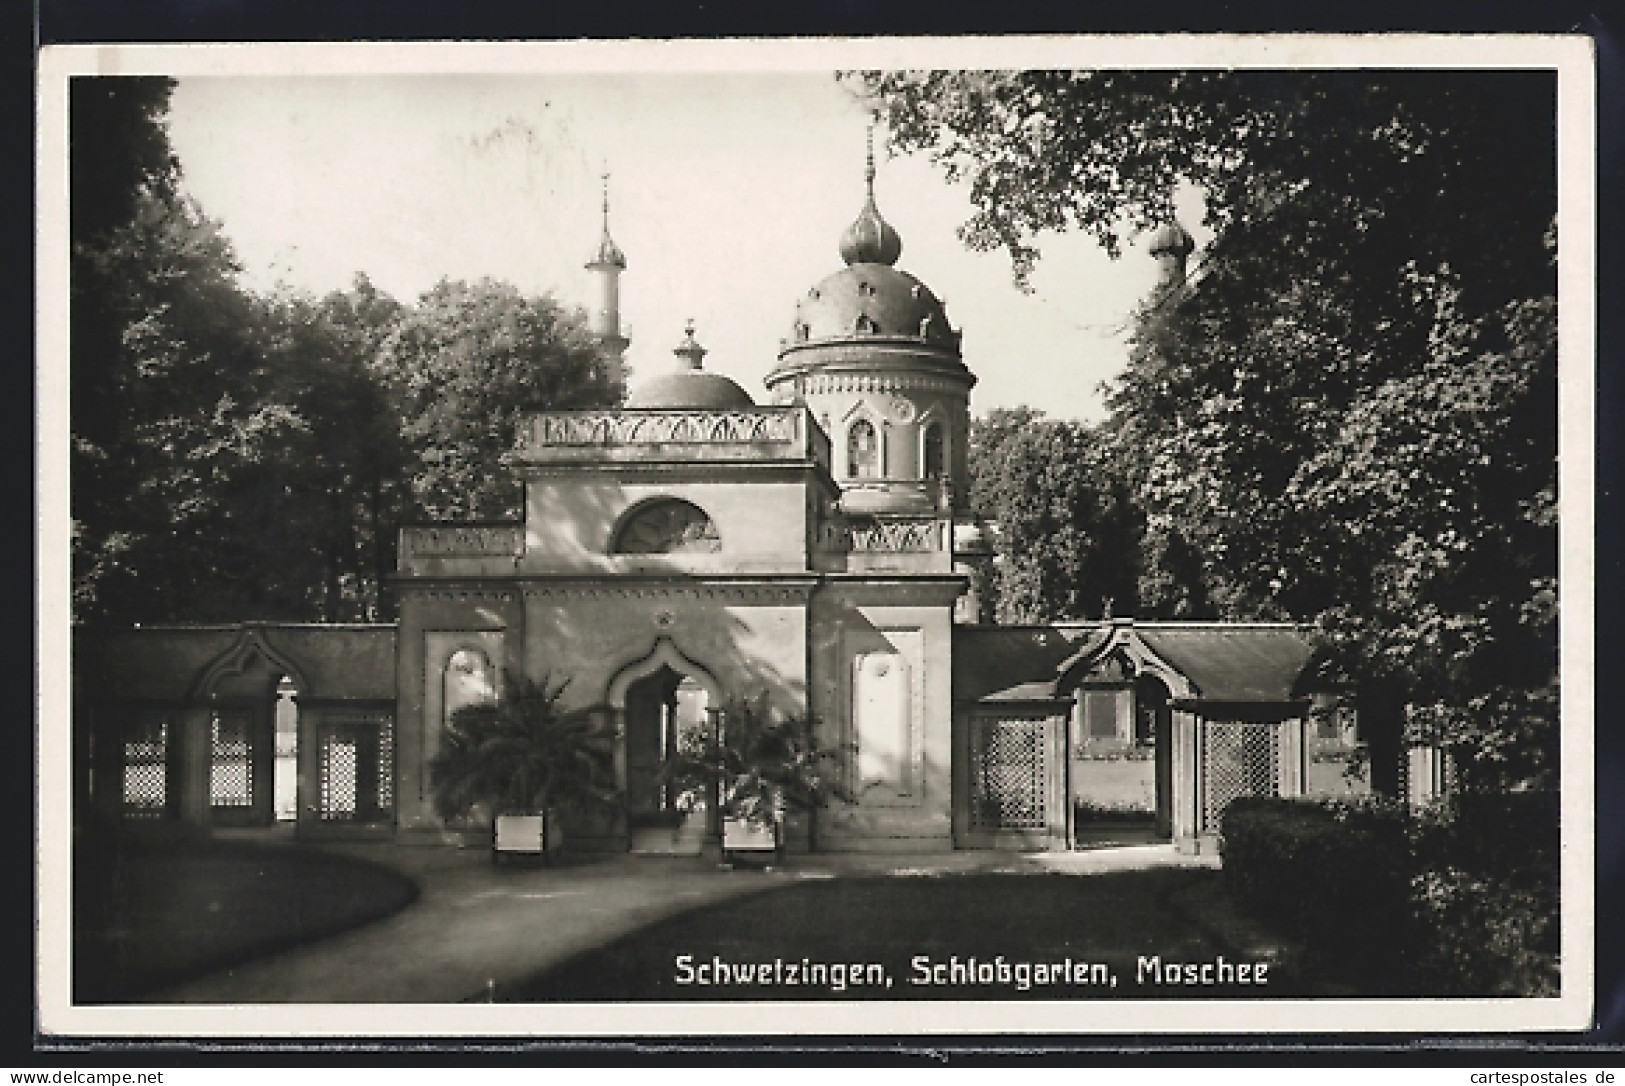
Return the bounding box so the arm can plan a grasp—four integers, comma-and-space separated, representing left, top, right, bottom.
72, 830, 418, 1002
497, 868, 1364, 1002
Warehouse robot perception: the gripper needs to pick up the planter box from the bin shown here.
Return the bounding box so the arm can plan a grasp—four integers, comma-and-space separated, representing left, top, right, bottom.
721, 816, 781, 864
493, 812, 564, 863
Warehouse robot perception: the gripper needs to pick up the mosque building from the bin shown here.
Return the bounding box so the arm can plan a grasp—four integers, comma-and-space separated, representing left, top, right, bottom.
75, 147, 1375, 858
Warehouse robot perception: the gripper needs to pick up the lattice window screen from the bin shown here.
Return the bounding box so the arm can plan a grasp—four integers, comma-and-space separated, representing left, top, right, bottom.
319, 711, 394, 821
376, 717, 394, 812
210, 709, 254, 808
969, 715, 1049, 832
122, 711, 169, 818
321, 737, 358, 820
1202, 721, 1281, 833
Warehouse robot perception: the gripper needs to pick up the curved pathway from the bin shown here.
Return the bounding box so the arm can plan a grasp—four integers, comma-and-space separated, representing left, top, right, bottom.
145, 841, 1223, 1004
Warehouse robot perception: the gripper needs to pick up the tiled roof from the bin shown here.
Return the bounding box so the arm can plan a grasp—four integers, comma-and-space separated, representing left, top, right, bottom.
953, 622, 1313, 706
1136, 626, 1313, 702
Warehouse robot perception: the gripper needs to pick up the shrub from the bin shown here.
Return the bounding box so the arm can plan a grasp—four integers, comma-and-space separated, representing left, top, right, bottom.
1220, 790, 1560, 995
1221, 796, 1416, 983
1408, 790, 1560, 995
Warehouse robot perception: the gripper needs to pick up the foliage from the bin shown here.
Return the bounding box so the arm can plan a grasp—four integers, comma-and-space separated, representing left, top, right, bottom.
1220, 794, 1559, 995
429, 674, 619, 821
371, 279, 623, 522
71, 117, 308, 623
967, 408, 1141, 623
663, 699, 849, 827
866, 69, 1559, 796
251, 280, 412, 621
69, 82, 622, 625
1221, 797, 1414, 969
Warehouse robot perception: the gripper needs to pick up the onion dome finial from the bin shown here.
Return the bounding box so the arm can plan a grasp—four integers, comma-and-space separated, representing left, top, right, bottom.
838, 123, 902, 267
587, 171, 626, 269
1147, 219, 1195, 259
672, 319, 707, 370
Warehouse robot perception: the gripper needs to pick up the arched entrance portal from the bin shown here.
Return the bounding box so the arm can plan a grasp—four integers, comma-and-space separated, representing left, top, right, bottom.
1135, 674, 1174, 840
607, 640, 721, 855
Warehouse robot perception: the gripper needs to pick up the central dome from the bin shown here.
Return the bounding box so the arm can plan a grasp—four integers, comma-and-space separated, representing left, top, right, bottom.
790, 263, 957, 348
777, 135, 961, 361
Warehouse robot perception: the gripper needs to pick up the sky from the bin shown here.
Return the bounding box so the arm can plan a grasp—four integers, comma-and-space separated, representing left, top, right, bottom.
165, 70, 1209, 423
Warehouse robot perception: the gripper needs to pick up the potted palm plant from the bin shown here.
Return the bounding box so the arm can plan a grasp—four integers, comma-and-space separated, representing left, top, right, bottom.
664, 698, 847, 866
430, 674, 619, 863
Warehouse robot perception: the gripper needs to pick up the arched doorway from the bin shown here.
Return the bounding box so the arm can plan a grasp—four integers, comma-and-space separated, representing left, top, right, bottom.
1135, 674, 1175, 840
608, 640, 721, 855
625, 667, 711, 819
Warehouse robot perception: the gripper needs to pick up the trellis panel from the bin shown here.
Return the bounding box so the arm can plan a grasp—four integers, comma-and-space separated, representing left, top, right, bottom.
121, 710, 171, 819
1200, 720, 1281, 834
959, 709, 1065, 847
313, 710, 395, 825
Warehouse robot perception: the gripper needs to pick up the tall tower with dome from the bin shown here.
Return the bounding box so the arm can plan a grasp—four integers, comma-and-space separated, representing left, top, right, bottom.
767, 132, 975, 515
768, 132, 995, 623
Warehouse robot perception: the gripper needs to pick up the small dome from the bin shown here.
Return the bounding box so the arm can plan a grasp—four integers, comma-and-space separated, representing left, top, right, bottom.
626, 372, 755, 410
625, 320, 755, 410
1147, 220, 1195, 258
789, 263, 956, 348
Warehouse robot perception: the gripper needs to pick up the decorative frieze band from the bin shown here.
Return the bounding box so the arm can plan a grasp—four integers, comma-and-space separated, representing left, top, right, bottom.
844, 516, 947, 553
524, 584, 814, 604
396, 588, 518, 603
400, 525, 524, 558
524, 409, 800, 449
770, 372, 971, 398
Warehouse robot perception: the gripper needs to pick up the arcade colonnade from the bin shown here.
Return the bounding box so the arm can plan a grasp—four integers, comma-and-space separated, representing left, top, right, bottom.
73, 613, 1360, 856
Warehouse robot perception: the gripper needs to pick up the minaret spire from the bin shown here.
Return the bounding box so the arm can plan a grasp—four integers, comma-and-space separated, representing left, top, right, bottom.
864, 121, 877, 200
585, 167, 629, 388
839, 119, 902, 267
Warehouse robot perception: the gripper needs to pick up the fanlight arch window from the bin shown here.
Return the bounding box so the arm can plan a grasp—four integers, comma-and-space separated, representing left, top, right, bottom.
921, 421, 945, 480
847, 417, 880, 479
613, 498, 722, 555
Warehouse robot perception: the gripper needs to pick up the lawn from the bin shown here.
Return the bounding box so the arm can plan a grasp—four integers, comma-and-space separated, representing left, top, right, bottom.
501, 867, 1313, 1002
73, 830, 418, 1002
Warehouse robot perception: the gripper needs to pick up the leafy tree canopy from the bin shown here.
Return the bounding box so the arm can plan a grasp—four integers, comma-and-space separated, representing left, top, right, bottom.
870, 70, 1558, 790
968, 409, 1141, 624
371, 279, 623, 522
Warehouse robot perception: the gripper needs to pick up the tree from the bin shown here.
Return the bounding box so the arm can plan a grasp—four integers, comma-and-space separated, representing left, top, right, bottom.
968, 409, 1141, 624
70, 78, 309, 623
70, 79, 411, 624
251, 278, 410, 621
865, 70, 1558, 793
372, 279, 623, 522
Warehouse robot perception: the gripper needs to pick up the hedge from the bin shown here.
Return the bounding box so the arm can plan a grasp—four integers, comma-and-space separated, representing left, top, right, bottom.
1220, 792, 1558, 995
1221, 796, 1416, 983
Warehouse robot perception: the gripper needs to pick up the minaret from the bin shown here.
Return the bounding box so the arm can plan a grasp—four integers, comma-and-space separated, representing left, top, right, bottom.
585, 173, 629, 388
1147, 219, 1195, 294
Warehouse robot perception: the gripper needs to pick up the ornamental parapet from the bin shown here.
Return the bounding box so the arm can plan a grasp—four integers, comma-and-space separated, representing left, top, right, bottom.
399, 525, 524, 559
822, 514, 950, 554
517, 406, 830, 470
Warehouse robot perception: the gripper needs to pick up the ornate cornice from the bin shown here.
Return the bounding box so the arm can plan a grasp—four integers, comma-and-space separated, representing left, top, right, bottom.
396, 587, 519, 604
524, 582, 816, 604
767, 370, 973, 398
